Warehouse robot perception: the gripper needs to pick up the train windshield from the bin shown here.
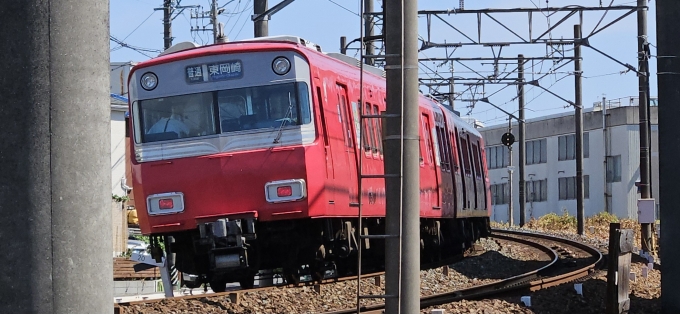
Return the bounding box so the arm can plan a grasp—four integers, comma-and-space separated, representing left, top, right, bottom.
135, 82, 310, 143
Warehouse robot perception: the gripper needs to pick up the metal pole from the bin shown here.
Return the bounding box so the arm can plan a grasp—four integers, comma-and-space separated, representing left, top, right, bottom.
657, 0, 680, 311
574, 25, 585, 236
637, 0, 653, 253
449, 78, 455, 109
518, 54, 526, 227
507, 118, 514, 226
364, 0, 375, 65
254, 0, 268, 37
0, 1, 112, 313
603, 96, 610, 214
164, 0, 173, 50
340, 36, 347, 54
384, 0, 402, 309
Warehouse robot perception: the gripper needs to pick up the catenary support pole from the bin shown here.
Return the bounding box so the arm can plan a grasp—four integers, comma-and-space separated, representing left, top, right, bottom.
518, 54, 526, 227
637, 0, 653, 253
384, 0, 420, 312
656, 0, 680, 312
574, 25, 585, 236
164, 0, 173, 50
0, 1, 112, 313
254, 0, 268, 37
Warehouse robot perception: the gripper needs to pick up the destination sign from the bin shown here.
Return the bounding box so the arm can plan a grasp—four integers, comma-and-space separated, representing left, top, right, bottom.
185, 60, 243, 83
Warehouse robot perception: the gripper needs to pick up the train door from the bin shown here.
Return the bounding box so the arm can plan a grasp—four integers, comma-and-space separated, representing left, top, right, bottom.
336, 84, 359, 204
316, 85, 336, 202
470, 141, 485, 210
434, 114, 454, 216
420, 113, 440, 210
458, 133, 475, 209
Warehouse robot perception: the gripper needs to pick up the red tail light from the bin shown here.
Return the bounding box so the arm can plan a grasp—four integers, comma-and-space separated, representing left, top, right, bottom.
277, 186, 293, 197
159, 198, 174, 209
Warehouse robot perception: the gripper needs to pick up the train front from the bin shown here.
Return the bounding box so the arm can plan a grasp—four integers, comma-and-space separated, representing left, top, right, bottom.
128, 41, 317, 289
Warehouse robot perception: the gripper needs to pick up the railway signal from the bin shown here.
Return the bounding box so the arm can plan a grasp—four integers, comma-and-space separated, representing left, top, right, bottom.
501, 132, 515, 146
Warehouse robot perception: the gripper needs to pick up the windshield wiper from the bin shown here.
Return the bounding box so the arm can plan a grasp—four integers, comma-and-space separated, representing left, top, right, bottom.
273, 92, 294, 144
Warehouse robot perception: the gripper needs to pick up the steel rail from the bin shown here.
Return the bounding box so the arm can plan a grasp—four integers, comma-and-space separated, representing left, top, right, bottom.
321, 229, 602, 314
115, 230, 603, 314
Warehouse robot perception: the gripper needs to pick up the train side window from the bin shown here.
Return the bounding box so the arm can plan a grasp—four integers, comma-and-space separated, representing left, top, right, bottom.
362, 103, 373, 153
471, 143, 482, 179
421, 115, 434, 164
316, 87, 329, 147
460, 137, 472, 176
366, 103, 378, 155
337, 92, 353, 148
372, 105, 382, 154
450, 131, 458, 171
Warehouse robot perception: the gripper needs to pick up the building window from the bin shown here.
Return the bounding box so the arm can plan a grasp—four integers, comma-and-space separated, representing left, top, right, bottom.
526, 139, 547, 165
486, 146, 509, 169
558, 132, 589, 161
490, 183, 509, 205
558, 175, 590, 200
526, 179, 548, 202
606, 155, 622, 182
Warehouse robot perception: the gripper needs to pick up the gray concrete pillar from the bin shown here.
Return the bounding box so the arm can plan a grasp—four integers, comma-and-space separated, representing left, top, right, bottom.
0, 1, 112, 313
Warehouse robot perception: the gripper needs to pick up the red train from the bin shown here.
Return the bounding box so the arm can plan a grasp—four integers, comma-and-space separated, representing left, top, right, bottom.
127, 36, 491, 291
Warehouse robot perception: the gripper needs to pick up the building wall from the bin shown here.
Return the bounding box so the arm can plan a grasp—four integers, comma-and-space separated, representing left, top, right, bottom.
482, 104, 658, 222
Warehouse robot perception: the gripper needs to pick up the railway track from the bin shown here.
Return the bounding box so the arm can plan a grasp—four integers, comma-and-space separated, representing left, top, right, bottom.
323, 229, 603, 314
114, 229, 602, 314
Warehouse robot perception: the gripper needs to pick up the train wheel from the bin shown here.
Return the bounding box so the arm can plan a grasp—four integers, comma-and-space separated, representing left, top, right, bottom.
239, 274, 255, 289
209, 277, 227, 293
283, 268, 300, 285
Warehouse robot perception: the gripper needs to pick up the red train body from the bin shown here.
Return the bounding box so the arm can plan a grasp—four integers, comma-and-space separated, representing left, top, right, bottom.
128, 36, 490, 290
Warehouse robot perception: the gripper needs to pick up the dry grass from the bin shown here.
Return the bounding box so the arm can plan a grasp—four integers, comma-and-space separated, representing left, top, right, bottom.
492, 211, 659, 252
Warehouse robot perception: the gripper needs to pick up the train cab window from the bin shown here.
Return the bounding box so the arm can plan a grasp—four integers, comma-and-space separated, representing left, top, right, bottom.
138, 92, 217, 143
216, 82, 310, 132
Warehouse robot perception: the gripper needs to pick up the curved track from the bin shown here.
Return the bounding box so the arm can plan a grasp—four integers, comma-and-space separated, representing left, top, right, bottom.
114, 229, 602, 314
321, 229, 602, 314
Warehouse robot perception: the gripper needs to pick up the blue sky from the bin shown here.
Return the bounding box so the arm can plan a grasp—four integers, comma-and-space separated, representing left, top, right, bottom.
111, 0, 657, 126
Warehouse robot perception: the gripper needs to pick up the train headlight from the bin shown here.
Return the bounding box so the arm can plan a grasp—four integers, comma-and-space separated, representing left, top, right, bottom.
272, 57, 291, 75
265, 179, 306, 203
140, 72, 158, 91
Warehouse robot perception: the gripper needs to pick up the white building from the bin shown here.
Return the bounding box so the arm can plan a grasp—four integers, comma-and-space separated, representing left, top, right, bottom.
479, 97, 659, 222
110, 62, 136, 255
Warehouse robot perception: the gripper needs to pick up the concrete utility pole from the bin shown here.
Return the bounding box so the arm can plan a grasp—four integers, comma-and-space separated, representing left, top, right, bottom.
364, 0, 375, 65
574, 25, 585, 236
254, 0, 268, 37
518, 54, 526, 227
211, 0, 219, 43
0, 1, 112, 313
163, 0, 173, 50
384, 0, 420, 312
657, 0, 680, 312
637, 0, 653, 253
